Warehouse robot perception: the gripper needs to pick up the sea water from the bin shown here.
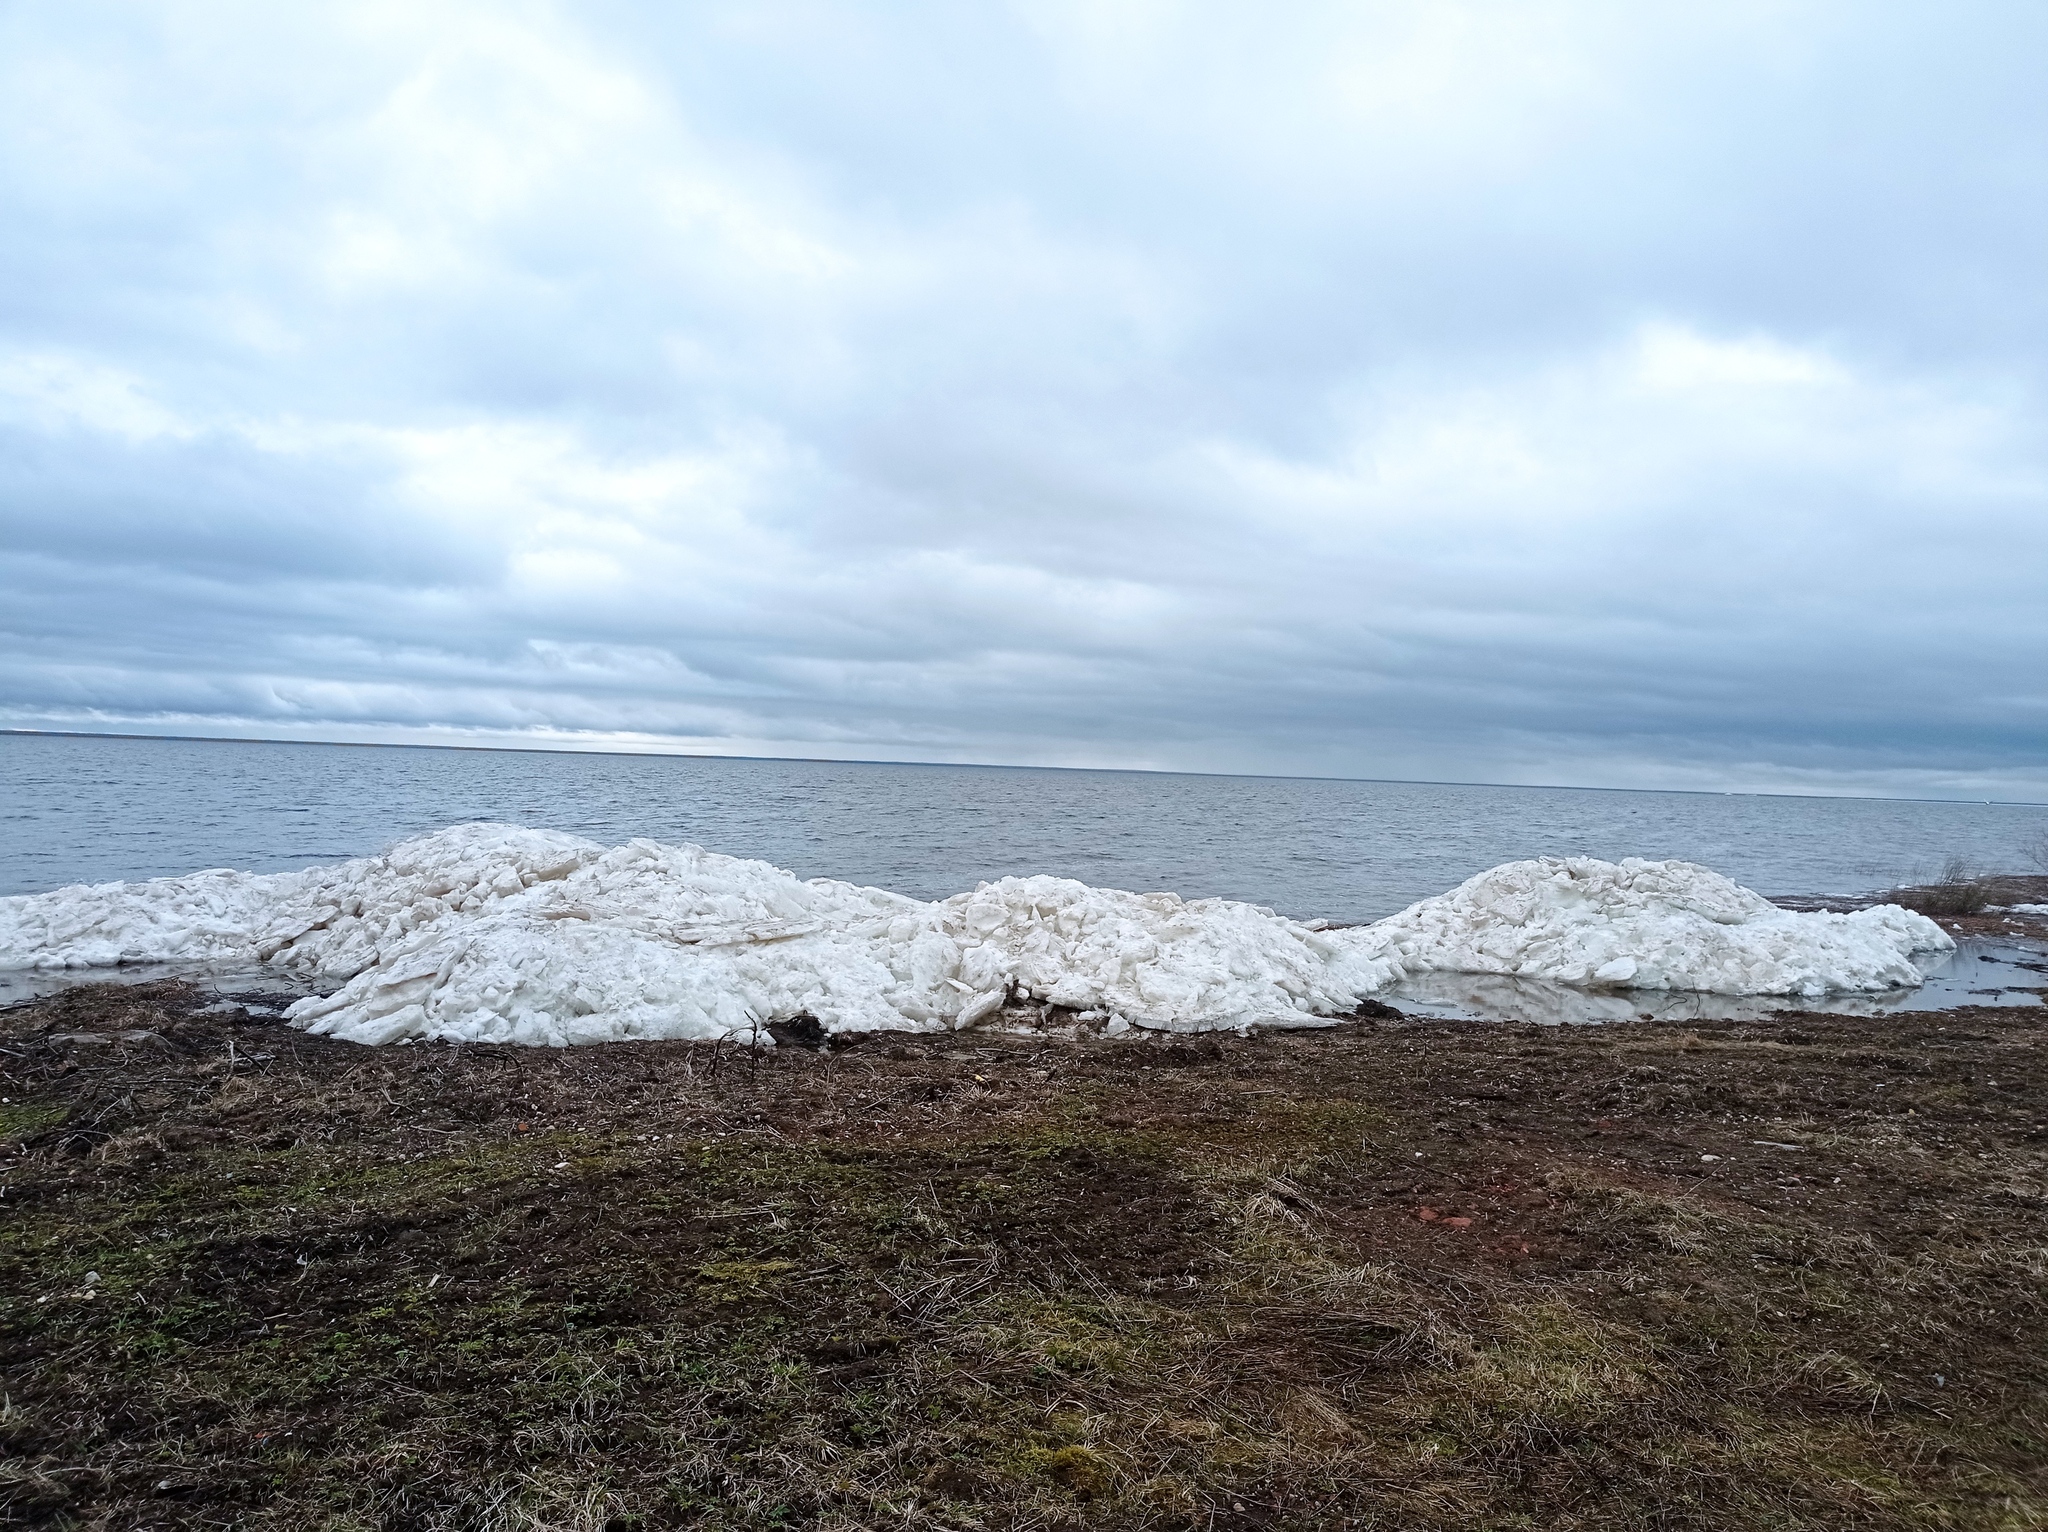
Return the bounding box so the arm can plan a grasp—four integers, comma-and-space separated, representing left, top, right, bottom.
5, 732, 2043, 1019
5, 731, 2041, 917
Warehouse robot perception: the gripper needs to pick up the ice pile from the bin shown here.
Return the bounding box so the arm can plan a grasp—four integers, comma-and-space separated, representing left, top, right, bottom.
0, 825, 597, 976
0, 825, 1395, 1045
1351, 857, 1951, 996
0, 828, 1955, 1046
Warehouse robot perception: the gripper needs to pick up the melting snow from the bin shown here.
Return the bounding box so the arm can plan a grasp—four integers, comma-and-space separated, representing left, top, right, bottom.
0, 827, 1954, 1046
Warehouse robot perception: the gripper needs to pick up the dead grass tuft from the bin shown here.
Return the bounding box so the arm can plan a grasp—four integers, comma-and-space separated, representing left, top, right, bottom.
1896, 855, 1994, 916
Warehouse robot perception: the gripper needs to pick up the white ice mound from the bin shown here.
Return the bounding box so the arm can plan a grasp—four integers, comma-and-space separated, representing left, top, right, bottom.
0, 823, 603, 976
1342, 856, 1953, 996
927, 875, 1395, 1030
0, 825, 1399, 1046
0, 865, 291, 971
0, 832, 1959, 1046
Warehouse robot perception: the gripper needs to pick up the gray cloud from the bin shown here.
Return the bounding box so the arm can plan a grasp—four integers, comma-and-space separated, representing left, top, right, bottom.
0, 0, 2043, 800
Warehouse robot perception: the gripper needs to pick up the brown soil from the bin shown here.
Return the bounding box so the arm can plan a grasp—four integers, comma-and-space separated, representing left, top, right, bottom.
1929, 874, 2048, 942
2, 982, 2045, 1530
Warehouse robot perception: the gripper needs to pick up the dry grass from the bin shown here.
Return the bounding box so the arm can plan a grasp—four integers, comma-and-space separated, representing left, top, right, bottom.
2, 983, 2046, 1529
1895, 856, 1994, 917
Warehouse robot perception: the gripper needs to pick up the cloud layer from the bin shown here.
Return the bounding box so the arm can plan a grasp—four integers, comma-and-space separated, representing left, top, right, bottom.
3, 1, 2044, 798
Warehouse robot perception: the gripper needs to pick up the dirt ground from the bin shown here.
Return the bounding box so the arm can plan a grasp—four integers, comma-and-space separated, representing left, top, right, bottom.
3, 980, 2045, 1531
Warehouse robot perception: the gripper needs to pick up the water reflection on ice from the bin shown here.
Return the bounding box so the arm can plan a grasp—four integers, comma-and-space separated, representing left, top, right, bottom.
1383, 937, 2047, 1025
0, 963, 318, 1012
4, 940, 2040, 1032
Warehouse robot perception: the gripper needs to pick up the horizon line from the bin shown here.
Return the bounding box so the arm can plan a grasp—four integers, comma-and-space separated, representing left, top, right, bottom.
4, 726, 2044, 811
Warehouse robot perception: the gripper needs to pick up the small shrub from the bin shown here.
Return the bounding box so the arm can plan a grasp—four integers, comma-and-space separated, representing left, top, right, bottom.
1898, 856, 1990, 917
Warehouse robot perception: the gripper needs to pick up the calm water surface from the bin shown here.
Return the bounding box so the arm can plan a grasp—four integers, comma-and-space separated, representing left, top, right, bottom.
5, 733, 2043, 921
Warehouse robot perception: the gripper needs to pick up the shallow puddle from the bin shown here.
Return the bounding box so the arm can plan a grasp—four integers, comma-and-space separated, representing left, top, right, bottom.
0, 963, 317, 1012
1381, 936, 2048, 1025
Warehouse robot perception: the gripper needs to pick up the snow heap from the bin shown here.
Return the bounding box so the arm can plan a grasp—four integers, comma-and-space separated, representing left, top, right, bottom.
0, 829, 1956, 1046
0, 825, 1395, 1045
1346, 856, 1951, 997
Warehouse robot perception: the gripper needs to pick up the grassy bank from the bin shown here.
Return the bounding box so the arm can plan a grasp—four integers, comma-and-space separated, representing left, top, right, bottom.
3, 983, 2045, 1530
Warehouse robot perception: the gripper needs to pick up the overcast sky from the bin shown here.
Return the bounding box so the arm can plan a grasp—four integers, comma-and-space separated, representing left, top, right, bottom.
2, 1, 2044, 799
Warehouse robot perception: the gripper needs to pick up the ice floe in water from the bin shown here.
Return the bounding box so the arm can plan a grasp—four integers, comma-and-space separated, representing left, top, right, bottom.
0, 828, 1955, 1046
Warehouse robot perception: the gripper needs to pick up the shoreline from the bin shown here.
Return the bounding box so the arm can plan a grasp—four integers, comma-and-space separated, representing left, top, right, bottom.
4, 828, 2025, 1047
